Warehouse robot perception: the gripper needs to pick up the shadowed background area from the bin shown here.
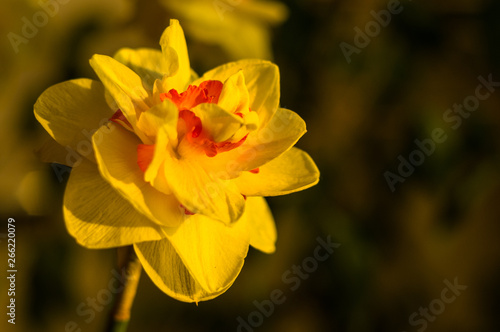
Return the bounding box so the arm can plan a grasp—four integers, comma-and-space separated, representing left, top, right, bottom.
1, 0, 500, 331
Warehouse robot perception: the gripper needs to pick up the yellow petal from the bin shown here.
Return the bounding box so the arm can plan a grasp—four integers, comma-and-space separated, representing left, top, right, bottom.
235, 147, 319, 196
210, 108, 306, 174
149, 160, 172, 196
218, 71, 249, 114
162, 155, 245, 224
138, 101, 179, 195
134, 212, 249, 302
34, 78, 112, 162
143, 128, 169, 190
159, 19, 191, 91
92, 123, 183, 227
152, 68, 200, 103
218, 71, 259, 134
246, 197, 276, 254
194, 59, 279, 129
89, 54, 150, 129
191, 103, 243, 143
63, 159, 165, 249
134, 239, 215, 303
114, 47, 178, 91
136, 99, 178, 144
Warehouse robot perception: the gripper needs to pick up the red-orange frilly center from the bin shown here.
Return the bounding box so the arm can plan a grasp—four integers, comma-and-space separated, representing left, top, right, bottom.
136, 80, 248, 173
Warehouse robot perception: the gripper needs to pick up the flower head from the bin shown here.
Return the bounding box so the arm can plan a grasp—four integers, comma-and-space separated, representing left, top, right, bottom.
34, 19, 319, 303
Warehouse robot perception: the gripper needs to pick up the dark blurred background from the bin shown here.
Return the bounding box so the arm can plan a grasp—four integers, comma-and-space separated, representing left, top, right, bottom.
1, 0, 500, 331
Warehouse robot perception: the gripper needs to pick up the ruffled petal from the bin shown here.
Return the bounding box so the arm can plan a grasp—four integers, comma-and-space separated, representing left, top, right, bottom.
114, 47, 178, 91
92, 123, 183, 227
89, 54, 151, 131
63, 159, 165, 248
138, 101, 179, 195
136, 98, 178, 144
235, 147, 319, 196
159, 19, 192, 92
134, 239, 214, 303
194, 59, 279, 129
143, 129, 171, 194
190, 103, 243, 143
162, 155, 246, 224
218, 71, 249, 115
208, 108, 306, 174
134, 212, 249, 302
246, 197, 276, 254
34, 78, 112, 162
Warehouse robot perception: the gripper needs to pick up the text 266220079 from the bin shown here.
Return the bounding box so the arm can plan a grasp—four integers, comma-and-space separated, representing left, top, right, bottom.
7, 218, 16, 325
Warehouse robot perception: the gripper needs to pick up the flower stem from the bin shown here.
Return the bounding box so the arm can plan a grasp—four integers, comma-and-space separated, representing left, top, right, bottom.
105, 246, 142, 332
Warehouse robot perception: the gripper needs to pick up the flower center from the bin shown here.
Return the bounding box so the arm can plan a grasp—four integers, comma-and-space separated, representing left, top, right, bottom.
161, 80, 223, 110
135, 80, 252, 174
160, 80, 248, 158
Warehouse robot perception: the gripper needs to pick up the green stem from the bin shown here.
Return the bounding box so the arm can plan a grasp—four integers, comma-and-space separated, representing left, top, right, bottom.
105, 246, 142, 332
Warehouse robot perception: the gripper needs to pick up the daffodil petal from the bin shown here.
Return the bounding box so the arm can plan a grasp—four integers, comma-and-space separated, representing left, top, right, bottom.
34, 78, 112, 162
144, 128, 168, 185
114, 48, 178, 91
138, 101, 178, 195
211, 108, 306, 173
189, 69, 200, 83
90, 54, 150, 128
134, 239, 216, 303
195, 59, 279, 128
151, 68, 201, 113
235, 147, 319, 196
246, 197, 276, 254
160, 19, 191, 91
134, 212, 249, 302
191, 103, 243, 143
92, 123, 183, 227
63, 159, 165, 249
136, 98, 178, 144
218, 71, 250, 114
217, 71, 260, 133
163, 156, 245, 224
149, 160, 173, 195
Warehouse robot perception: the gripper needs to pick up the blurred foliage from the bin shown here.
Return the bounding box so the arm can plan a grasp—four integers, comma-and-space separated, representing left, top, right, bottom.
1, 0, 500, 331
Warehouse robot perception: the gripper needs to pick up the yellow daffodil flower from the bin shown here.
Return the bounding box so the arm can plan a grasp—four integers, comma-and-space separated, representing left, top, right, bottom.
34, 19, 319, 303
